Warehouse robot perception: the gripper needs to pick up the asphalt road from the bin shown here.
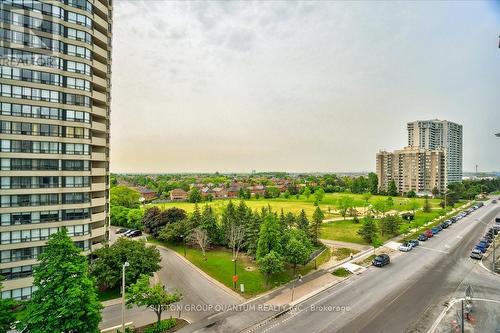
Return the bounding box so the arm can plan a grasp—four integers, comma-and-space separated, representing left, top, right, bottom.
100, 233, 241, 330
247, 201, 500, 333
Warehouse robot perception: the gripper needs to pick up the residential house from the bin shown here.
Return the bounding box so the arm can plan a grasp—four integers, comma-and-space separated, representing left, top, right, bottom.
170, 188, 188, 201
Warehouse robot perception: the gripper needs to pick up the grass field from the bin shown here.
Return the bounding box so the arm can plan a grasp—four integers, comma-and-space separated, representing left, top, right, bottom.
148, 239, 331, 297
151, 193, 444, 218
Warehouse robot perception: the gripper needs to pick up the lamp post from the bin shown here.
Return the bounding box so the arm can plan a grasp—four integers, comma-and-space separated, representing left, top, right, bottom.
232, 257, 237, 289
290, 274, 303, 302
121, 261, 130, 333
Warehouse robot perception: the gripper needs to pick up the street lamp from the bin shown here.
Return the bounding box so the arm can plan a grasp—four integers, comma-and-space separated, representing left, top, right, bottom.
290, 274, 303, 302
121, 261, 130, 333
232, 257, 237, 289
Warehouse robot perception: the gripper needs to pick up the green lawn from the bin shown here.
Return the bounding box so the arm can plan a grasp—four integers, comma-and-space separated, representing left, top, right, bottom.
150, 193, 444, 219
148, 239, 330, 298
331, 247, 360, 260
331, 267, 352, 277
320, 220, 366, 244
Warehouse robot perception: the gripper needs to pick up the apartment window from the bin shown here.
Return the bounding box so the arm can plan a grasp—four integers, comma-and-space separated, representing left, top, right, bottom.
0, 103, 91, 124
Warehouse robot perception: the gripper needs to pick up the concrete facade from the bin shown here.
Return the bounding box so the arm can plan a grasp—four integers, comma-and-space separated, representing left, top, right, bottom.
0, 0, 112, 300
376, 147, 447, 195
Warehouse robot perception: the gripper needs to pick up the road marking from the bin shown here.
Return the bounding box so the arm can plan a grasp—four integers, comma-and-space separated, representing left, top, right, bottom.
417, 246, 449, 254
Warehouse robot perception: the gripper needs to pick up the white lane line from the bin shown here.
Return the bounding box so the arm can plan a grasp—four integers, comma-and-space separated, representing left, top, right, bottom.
417, 246, 449, 254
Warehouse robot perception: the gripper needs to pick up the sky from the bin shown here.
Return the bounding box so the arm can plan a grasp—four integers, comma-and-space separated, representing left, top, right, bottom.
110, 1, 500, 173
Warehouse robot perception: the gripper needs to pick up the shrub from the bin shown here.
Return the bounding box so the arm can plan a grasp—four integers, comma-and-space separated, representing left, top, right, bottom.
332, 267, 352, 277
144, 319, 176, 333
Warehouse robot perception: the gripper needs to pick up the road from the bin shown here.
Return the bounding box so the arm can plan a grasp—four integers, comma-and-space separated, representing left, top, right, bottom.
245, 200, 500, 333
100, 233, 241, 330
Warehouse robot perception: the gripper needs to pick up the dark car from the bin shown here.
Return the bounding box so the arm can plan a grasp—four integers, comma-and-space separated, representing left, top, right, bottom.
488, 228, 499, 235
116, 228, 129, 234
372, 254, 390, 267
480, 237, 492, 244
431, 227, 440, 235
440, 223, 449, 229
424, 230, 434, 238
418, 234, 428, 241
409, 240, 419, 247
436, 225, 443, 231
126, 230, 142, 238
492, 200, 497, 204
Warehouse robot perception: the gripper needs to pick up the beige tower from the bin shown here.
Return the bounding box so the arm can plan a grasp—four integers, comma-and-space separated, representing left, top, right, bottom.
0, 0, 112, 300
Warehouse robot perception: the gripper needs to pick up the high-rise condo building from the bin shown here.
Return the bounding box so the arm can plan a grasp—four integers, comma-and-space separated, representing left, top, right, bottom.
407, 119, 463, 184
0, 0, 112, 300
376, 147, 447, 195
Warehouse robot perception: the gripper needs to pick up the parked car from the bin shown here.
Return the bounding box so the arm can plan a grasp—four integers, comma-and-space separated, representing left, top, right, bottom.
478, 241, 490, 249
492, 200, 497, 204
440, 223, 449, 229
435, 225, 443, 231
488, 228, 499, 235
123, 229, 136, 237
409, 239, 419, 247
418, 234, 428, 241
399, 242, 413, 252
372, 254, 390, 267
431, 227, 440, 235
444, 220, 453, 227
116, 228, 129, 234
474, 245, 487, 253
424, 230, 434, 238
126, 230, 143, 238
480, 237, 492, 244
470, 249, 483, 260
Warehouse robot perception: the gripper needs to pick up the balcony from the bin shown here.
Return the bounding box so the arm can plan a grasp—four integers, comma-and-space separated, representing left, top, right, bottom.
91, 197, 106, 207
92, 211, 106, 222
93, 0, 109, 18
92, 121, 107, 132
92, 75, 107, 90
93, 13, 108, 33
92, 136, 107, 147
92, 105, 107, 118
91, 167, 107, 176
92, 90, 107, 102
93, 44, 108, 60
93, 28, 108, 45
91, 152, 107, 161
92, 242, 104, 252
91, 226, 106, 238
93, 59, 107, 74
91, 182, 106, 192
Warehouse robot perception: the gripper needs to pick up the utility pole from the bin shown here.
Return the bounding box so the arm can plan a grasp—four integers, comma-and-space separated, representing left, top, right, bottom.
461, 299, 465, 333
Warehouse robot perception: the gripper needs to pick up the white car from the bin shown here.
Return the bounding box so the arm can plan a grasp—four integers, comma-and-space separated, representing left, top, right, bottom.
398, 242, 413, 252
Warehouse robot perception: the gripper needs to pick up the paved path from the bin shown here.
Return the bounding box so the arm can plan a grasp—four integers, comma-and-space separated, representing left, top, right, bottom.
320, 239, 371, 252
100, 231, 241, 330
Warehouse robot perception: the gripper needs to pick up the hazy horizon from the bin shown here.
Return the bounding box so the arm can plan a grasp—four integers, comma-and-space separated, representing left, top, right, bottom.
110, 1, 500, 173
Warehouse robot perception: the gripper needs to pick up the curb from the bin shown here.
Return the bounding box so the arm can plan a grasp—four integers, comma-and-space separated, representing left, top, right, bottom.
150, 242, 246, 302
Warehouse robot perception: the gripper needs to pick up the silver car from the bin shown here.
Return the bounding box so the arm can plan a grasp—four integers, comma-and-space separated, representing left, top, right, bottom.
470, 249, 482, 260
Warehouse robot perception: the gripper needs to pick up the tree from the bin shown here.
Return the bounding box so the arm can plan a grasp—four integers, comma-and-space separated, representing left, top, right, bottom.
388, 180, 398, 197
158, 219, 192, 243
220, 201, 237, 246
188, 187, 202, 203
110, 205, 130, 227
361, 192, 372, 214
372, 199, 388, 217
358, 216, 378, 243
407, 199, 421, 215
338, 196, 354, 220
143, 207, 187, 237
314, 188, 325, 202
368, 172, 378, 194
200, 205, 220, 245
127, 208, 144, 230
431, 187, 440, 197
257, 251, 284, 285
228, 223, 245, 261
303, 187, 311, 199
256, 214, 283, 259
127, 275, 182, 326
110, 185, 140, 208
190, 204, 202, 228
379, 214, 401, 236
296, 209, 309, 234
90, 238, 161, 289
284, 229, 313, 274
311, 206, 324, 244
190, 228, 210, 259
406, 190, 417, 198
22, 230, 102, 333
385, 196, 394, 211
423, 196, 431, 213
0, 277, 15, 333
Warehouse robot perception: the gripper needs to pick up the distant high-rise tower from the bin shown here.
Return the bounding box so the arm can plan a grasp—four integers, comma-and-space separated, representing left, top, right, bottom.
407, 120, 463, 184
0, 0, 112, 300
